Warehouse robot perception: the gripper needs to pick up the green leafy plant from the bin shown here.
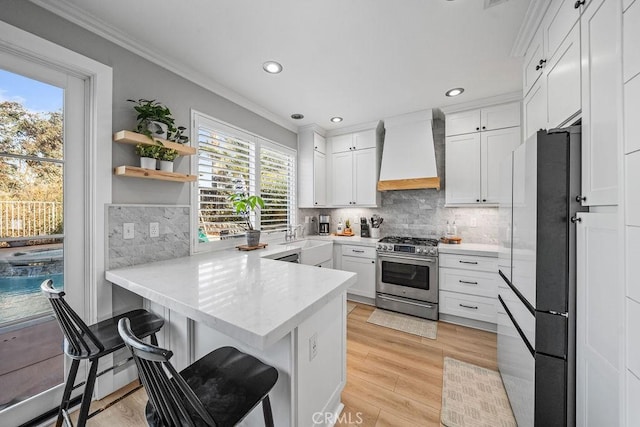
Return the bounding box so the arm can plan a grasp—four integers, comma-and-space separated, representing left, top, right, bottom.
127, 99, 176, 140
135, 144, 161, 159
229, 193, 265, 230
158, 147, 179, 162
172, 126, 189, 144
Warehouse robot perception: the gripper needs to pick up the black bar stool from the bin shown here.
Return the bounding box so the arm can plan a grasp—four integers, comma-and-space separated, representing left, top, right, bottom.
118, 317, 279, 427
40, 279, 164, 427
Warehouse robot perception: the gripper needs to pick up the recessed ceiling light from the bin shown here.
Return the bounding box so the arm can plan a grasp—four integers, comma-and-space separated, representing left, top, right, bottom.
330, 117, 343, 123
291, 113, 304, 120
263, 61, 283, 74
445, 87, 465, 97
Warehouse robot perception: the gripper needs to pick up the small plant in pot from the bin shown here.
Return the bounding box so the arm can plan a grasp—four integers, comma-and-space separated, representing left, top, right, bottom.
158, 147, 179, 172
229, 193, 265, 247
127, 98, 176, 141
135, 144, 161, 170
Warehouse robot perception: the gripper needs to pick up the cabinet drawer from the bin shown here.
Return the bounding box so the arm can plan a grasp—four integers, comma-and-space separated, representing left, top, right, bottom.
439, 253, 498, 272
439, 291, 497, 323
341, 244, 376, 259
439, 268, 498, 298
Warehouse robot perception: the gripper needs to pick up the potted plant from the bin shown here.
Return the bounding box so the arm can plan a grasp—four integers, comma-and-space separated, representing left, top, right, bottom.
229, 193, 265, 246
127, 98, 177, 141
135, 144, 161, 169
158, 147, 179, 172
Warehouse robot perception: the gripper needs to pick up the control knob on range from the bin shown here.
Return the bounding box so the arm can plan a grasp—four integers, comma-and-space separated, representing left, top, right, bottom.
415, 248, 422, 254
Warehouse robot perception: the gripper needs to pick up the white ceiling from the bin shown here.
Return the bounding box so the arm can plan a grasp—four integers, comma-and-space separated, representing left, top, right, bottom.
35, 0, 530, 132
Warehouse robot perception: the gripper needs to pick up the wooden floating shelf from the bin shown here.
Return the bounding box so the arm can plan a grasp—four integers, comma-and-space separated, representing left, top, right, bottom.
113, 130, 196, 156
114, 166, 197, 182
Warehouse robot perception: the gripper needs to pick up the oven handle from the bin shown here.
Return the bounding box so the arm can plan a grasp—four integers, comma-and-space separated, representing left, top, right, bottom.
377, 253, 436, 263
377, 294, 434, 309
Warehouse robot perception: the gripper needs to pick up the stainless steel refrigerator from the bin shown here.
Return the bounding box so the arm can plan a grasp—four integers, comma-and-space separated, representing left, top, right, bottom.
498, 126, 587, 427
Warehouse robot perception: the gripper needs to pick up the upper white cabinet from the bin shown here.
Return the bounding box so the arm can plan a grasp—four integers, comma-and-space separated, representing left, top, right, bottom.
298, 129, 327, 208
446, 102, 520, 136
445, 102, 521, 206
580, 0, 621, 206
522, 0, 583, 140
328, 128, 379, 207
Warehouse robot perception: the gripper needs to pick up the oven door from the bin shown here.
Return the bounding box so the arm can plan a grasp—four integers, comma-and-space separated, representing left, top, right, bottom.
377, 253, 438, 303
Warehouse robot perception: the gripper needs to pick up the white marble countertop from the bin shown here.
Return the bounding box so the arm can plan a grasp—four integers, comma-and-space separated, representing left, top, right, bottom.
438, 242, 500, 257
106, 246, 356, 350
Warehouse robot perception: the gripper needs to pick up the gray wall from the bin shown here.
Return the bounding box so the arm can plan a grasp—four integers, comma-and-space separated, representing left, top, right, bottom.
300, 119, 500, 244
0, 1, 297, 205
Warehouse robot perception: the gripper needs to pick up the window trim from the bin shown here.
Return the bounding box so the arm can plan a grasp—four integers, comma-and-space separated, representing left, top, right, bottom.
190, 110, 297, 253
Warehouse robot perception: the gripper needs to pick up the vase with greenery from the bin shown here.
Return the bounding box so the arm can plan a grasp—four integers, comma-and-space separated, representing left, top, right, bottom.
135, 144, 161, 169
127, 99, 176, 140
229, 193, 265, 246
158, 147, 179, 172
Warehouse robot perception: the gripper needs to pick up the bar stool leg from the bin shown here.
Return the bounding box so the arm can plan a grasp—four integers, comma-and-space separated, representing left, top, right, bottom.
262, 395, 275, 427
75, 359, 99, 427
56, 359, 80, 427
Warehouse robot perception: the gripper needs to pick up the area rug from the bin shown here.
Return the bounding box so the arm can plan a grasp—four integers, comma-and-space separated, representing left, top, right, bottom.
366, 308, 437, 339
441, 357, 516, 427
347, 301, 357, 314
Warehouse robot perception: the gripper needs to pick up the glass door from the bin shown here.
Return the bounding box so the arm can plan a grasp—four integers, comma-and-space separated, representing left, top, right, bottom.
0, 52, 86, 423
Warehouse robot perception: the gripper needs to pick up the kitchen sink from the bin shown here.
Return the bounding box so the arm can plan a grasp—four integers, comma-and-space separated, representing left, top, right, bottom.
280, 239, 332, 266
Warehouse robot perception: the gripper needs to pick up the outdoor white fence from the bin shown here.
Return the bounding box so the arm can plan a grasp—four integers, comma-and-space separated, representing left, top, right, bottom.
0, 201, 62, 238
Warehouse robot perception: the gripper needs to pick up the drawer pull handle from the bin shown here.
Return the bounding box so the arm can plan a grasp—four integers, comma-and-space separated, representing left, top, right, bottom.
459, 260, 478, 265
459, 280, 478, 285
459, 304, 479, 310
352, 249, 365, 253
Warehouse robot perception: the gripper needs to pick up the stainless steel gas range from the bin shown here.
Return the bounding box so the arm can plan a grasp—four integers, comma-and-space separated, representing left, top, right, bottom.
375, 236, 439, 320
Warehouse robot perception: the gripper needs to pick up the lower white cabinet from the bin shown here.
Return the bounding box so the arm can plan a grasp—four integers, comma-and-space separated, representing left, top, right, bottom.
341, 245, 376, 298
439, 253, 498, 326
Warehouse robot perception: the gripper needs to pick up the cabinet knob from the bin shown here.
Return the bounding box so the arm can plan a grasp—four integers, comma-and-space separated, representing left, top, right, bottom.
314, 202, 318, 205
482, 126, 486, 130
576, 195, 587, 202
570, 216, 582, 223
476, 127, 480, 131
314, 146, 317, 150
476, 199, 480, 202
574, 0, 585, 8
482, 199, 487, 202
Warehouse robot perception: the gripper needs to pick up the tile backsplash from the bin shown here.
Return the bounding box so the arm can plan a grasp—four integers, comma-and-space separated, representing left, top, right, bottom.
107, 205, 190, 269
300, 119, 500, 244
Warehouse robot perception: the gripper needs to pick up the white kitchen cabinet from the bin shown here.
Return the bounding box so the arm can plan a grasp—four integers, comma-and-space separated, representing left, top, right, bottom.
546, 23, 581, 129
439, 253, 499, 329
580, 0, 621, 206
623, 0, 640, 82
329, 129, 375, 153
482, 127, 522, 204
445, 102, 520, 136
330, 147, 378, 207
341, 245, 376, 299
543, 0, 581, 63
524, 77, 548, 139
445, 133, 481, 204
523, 24, 581, 140
298, 129, 327, 208
576, 212, 621, 427
523, 26, 545, 96
445, 126, 520, 206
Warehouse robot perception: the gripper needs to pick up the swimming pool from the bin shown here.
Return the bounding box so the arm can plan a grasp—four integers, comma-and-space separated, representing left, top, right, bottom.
0, 273, 63, 325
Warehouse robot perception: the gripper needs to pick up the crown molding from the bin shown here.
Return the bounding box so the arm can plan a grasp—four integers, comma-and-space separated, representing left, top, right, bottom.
29, 0, 298, 134
325, 120, 381, 137
510, 0, 553, 57
297, 123, 327, 137
439, 91, 522, 115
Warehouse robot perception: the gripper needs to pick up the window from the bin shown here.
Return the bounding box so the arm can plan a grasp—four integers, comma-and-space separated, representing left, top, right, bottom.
194, 112, 296, 245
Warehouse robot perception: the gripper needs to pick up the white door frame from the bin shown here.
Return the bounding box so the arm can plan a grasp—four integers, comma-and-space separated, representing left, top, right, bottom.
0, 20, 113, 423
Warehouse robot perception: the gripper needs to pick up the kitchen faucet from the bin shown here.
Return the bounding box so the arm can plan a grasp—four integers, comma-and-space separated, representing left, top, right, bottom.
284, 224, 304, 241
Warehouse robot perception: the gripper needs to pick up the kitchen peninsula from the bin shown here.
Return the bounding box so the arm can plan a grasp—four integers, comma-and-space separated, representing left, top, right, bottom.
106, 245, 356, 427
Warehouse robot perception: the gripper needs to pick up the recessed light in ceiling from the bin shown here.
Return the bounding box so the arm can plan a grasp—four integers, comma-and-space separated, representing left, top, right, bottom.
330, 117, 343, 123
445, 87, 465, 97
291, 113, 304, 120
263, 61, 283, 74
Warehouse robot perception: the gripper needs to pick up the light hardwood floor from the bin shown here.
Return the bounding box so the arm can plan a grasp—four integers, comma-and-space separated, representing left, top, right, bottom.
58, 302, 497, 426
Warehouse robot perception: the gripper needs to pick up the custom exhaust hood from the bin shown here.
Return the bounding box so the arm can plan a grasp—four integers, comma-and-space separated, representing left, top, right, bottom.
377, 109, 441, 191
